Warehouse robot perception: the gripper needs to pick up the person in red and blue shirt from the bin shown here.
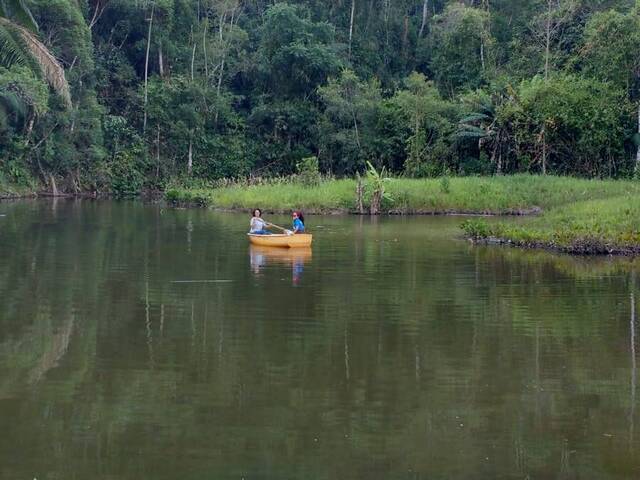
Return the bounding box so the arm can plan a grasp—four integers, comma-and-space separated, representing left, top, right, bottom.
292, 210, 305, 234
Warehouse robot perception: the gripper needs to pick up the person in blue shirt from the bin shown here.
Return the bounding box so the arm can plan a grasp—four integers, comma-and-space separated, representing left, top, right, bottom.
292, 210, 305, 234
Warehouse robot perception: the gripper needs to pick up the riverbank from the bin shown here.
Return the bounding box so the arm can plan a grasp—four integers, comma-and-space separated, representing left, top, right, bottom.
165, 175, 640, 215
5, 174, 640, 255
0, 178, 37, 199
167, 175, 640, 255
462, 194, 640, 255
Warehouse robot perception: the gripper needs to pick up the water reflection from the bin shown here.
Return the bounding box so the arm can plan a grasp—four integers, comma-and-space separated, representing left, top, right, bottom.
0, 200, 640, 479
249, 245, 312, 285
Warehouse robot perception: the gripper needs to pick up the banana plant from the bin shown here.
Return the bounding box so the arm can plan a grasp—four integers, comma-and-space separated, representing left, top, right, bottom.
366, 161, 392, 215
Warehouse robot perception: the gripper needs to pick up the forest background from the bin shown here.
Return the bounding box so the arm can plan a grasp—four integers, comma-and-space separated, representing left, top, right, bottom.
2, 0, 640, 195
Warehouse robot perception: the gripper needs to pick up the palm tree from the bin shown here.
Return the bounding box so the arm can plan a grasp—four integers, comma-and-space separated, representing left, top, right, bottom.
0, 0, 71, 108
456, 91, 503, 173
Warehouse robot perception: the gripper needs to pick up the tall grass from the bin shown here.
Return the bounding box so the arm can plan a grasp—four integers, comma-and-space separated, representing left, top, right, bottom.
166, 179, 356, 212
166, 174, 640, 214
463, 195, 640, 254
0, 173, 37, 198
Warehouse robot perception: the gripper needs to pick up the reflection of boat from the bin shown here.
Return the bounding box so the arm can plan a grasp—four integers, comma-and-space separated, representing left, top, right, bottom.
250, 245, 312, 265
249, 245, 312, 285
247, 233, 313, 248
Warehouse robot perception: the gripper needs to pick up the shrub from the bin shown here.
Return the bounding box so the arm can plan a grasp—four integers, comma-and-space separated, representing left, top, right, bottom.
461, 219, 492, 240
439, 175, 451, 194
296, 156, 321, 187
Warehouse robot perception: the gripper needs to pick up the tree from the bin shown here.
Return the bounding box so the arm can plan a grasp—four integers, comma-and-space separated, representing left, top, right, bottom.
456, 88, 504, 174
0, 0, 70, 106
497, 74, 632, 176
427, 3, 493, 94
256, 3, 342, 98
317, 68, 382, 173
581, 8, 640, 173
391, 72, 458, 176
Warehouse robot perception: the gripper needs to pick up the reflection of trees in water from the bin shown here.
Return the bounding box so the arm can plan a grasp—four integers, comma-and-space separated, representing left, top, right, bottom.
630, 291, 637, 448
0, 203, 639, 478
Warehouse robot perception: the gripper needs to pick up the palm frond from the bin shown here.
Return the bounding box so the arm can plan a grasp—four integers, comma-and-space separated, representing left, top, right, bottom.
0, 20, 26, 67
455, 130, 488, 139
0, 0, 38, 31
0, 17, 71, 108
455, 125, 491, 139
459, 112, 491, 124
0, 89, 27, 129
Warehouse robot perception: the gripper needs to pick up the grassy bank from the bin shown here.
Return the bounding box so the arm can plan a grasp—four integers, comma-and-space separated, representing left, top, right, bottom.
166, 179, 356, 213
0, 176, 37, 199
167, 174, 640, 255
166, 175, 640, 214
462, 195, 640, 255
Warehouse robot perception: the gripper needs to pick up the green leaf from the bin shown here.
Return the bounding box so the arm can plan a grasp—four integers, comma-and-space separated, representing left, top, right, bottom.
0, 0, 38, 32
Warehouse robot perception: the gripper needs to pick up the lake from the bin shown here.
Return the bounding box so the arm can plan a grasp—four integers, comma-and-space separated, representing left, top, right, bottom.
0, 199, 638, 479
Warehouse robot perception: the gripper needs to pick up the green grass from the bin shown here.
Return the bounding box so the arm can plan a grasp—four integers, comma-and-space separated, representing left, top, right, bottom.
462, 195, 640, 254
168, 174, 640, 254
166, 179, 357, 212
0, 174, 37, 198
166, 174, 640, 214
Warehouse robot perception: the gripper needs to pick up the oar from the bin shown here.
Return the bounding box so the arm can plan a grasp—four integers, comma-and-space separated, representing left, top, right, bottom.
266, 222, 292, 234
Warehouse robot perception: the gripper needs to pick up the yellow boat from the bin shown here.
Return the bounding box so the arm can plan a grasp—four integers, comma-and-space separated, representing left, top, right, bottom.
247, 233, 313, 248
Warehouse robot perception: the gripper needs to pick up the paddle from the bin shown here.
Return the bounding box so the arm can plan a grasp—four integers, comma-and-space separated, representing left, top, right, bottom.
266, 222, 293, 235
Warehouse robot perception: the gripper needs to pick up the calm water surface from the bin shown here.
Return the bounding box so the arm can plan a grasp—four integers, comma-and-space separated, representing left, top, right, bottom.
0, 200, 639, 479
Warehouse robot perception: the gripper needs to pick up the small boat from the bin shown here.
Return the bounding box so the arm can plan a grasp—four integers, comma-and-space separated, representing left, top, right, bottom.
247, 233, 313, 248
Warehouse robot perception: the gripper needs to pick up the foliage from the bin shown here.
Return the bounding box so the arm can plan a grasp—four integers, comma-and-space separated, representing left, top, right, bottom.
365, 160, 392, 214
427, 3, 493, 94
1, 0, 640, 193
0, 0, 71, 106
497, 74, 633, 176
580, 8, 640, 95
439, 174, 450, 194
317, 69, 382, 173
391, 72, 458, 177
465, 195, 640, 254
256, 3, 342, 98
461, 219, 492, 240
296, 156, 321, 187
168, 174, 640, 215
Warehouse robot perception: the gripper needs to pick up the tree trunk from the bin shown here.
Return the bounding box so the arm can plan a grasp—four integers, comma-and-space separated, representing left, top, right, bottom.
370, 190, 382, 215
188, 136, 193, 175
384, 0, 390, 49
191, 42, 197, 81
203, 18, 209, 80
352, 110, 361, 149
356, 174, 365, 214
214, 57, 225, 125
156, 124, 161, 178
636, 103, 640, 175
49, 173, 58, 196
143, 1, 155, 133
26, 116, 35, 140
542, 126, 547, 175
348, 0, 355, 58
365, 0, 374, 33
89, 0, 112, 30
418, 0, 429, 37
158, 42, 164, 77
402, 15, 409, 56
544, 0, 552, 80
